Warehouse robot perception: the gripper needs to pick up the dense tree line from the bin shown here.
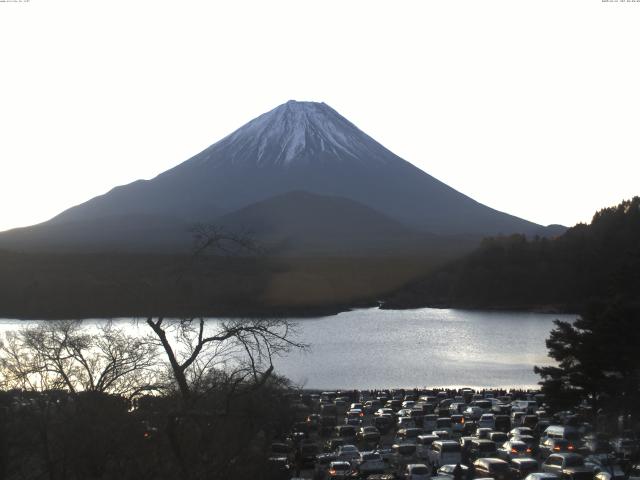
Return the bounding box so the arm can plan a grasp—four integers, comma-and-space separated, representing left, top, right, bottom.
385, 197, 640, 311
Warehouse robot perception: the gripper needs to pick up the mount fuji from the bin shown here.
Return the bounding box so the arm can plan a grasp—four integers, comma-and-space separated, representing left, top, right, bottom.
0, 100, 560, 254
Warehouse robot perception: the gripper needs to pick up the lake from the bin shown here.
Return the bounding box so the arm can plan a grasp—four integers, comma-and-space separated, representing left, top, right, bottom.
0, 308, 577, 390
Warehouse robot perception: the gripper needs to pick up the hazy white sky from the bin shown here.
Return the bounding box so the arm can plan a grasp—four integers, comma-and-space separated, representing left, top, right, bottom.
1, 0, 638, 232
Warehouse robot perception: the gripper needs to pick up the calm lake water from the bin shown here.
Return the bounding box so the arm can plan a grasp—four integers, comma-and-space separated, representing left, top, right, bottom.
0, 308, 577, 390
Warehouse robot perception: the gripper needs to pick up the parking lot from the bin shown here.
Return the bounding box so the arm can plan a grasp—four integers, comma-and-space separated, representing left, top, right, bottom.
267, 388, 640, 480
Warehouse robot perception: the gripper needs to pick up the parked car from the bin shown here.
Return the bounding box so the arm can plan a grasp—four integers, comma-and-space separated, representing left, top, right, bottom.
336, 444, 360, 462
479, 414, 496, 430
417, 434, 439, 460
438, 463, 470, 478
459, 436, 476, 463
489, 432, 509, 445
374, 414, 394, 434
543, 426, 581, 444
396, 428, 424, 444
375, 447, 394, 463
509, 458, 539, 480
473, 458, 512, 480
497, 440, 533, 461
495, 415, 512, 433
356, 451, 385, 476
539, 438, 574, 459
469, 439, 498, 461
465, 406, 483, 421
335, 425, 357, 441
513, 435, 538, 455
392, 443, 418, 467
429, 440, 462, 468
404, 463, 431, 480
315, 454, 339, 477
328, 460, 352, 479
436, 417, 453, 435
523, 474, 560, 480
364, 400, 383, 414
510, 427, 534, 439
398, 416, 417, 429
325, 437, 346, 453
358, 426, 381, 444
541, 453, 594, 480
451, 414, 466, 434
375, 408, 395, 417
423, 414, 438, 432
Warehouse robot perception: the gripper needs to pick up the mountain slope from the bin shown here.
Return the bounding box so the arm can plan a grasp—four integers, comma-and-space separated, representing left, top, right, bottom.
216, 190, 438, 255
0, 100, 555, 253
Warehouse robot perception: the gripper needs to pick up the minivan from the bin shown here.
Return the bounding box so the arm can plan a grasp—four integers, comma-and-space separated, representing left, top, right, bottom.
429, 440, 462, 468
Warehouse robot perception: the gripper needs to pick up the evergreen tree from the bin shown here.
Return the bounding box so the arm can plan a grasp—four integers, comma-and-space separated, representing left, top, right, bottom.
535, 301, 640, 418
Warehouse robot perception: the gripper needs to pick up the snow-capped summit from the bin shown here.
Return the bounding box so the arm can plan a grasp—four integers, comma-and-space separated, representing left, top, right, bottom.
192, 100, 398, 168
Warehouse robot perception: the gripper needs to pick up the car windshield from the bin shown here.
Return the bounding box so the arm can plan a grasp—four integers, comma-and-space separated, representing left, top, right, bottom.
565, 457, 584, 467
363, 453, 382, 461
412, 466, 430, 475
442, 444, 461, 452
480, 443, 496, 452
398, 445, 416, 455
333, 463, 350, 471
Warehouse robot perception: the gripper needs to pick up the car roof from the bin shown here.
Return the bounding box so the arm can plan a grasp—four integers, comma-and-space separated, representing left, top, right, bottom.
525, 474, 560, 480
475, 458, 509, 466
548, 453, 583, 459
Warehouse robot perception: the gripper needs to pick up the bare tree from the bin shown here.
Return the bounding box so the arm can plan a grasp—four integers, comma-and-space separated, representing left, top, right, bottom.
145, 317, 306, 405
0, 320, 162, 399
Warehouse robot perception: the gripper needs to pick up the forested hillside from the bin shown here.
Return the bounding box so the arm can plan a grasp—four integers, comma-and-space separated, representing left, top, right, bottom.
384, 197, 640, 311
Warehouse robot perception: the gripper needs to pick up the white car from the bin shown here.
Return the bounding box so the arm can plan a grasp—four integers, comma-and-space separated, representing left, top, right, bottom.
336, 444, 360, 462
405, 463, 431, 480
478, 413, 496, 429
